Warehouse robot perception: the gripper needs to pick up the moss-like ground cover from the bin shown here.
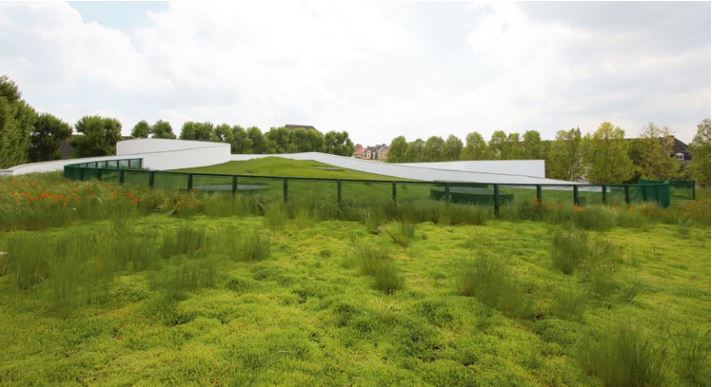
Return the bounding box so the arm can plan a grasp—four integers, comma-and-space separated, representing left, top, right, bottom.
0, 210, 709, 385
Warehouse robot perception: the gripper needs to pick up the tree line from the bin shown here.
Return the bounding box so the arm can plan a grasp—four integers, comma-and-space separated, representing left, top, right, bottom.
0, 75, 355, 169
387, 121, 711, 185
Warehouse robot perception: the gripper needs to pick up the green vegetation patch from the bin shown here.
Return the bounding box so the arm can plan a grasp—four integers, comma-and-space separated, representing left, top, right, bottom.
172, 157, 398, 180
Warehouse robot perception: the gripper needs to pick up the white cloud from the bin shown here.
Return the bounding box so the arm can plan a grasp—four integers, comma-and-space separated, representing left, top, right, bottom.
0, 1, 708, 143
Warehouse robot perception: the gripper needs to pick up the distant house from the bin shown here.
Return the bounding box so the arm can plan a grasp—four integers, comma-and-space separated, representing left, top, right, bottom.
668, 136, 691, 162
353, 144, 366, 159
360, 144, 389, 161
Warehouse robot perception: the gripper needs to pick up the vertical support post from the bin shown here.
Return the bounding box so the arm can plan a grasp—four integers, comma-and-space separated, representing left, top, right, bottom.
444, 182, 451, 203
119, 170, 125, 184
392, 182, 397, 205
149, 171, 155, 189
493, 184, 500, 217
337, 180, 342, 205
692, 181, 696, 200
80, 168, 85, 181
283, 178, 288, 202
624, 185, 630, 204
187, 174, 193, 191
601, 185, 607, 204
97, 169, 102, 181
232, 176, 238, 198
573, 185, 579, 206
536, 185, 542, 203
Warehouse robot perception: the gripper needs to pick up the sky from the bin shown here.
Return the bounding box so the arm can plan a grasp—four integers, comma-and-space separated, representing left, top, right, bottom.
0, 1, 709, 144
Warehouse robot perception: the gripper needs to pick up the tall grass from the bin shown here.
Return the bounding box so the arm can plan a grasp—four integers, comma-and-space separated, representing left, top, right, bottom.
550, 228, 589, 275
457, 255, 530, 317
579, 324, 664, 387
353, 244, 404, 293
264, 202, 288, 230
667, 325, 711, 386
236, 231, 271, 262
160, 224, 206, 258
385, 221, 416, 247
7, 233, 51, 290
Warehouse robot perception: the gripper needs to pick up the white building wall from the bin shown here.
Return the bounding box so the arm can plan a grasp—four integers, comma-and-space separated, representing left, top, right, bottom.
397, 160, 546, 178
2, 139, 576, 185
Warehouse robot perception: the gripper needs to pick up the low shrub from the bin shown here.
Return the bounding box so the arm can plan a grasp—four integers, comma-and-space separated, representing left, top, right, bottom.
438, 203, 490, 225
385, 221, 416, 247
616, 207, 649, 229
579, 324, 664, 387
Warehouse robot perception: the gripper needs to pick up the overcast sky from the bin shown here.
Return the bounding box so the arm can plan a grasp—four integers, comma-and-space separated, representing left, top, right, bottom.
0, 1, 709, 144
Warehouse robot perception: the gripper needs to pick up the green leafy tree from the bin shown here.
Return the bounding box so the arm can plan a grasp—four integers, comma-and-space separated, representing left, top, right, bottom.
231, 125, 252, 154
130, 120, 150, 138
634, 123, 680, 180
71, 115, 122, 157
289, 127, 324, 152
387, 136, 408, 162
522, 130, 543, 159
547, 128, 584, 180
489, 130, 507, 160
442, 135, 464, 161
324, 131, 355, 156
506, 132, 522, 159
247, 127, 268, 154
461, 131, 488, 160
29, 113, 72, 161
214, 123, 234, 144
265, 127, 291, 153
0, 75, 36, 168
180, 121, 215, 141
404, 139, 424, 162
151, 120, 176, 139
689, 118, 711, 187
423, 136, 445, 161
582, 122, 634, 184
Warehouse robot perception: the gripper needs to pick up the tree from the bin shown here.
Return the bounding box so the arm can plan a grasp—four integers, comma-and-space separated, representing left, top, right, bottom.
404, 139, 424, 162
689, 118, 711, 187
522, 130, 543, 159
461, 131, 488, 160
0, 75, 35, 168
289, 127, 324, 152
131, 120, 150, 138
180, 121, 215, 141
151, 120, 176, 139
547, 128, 584, 180
28, 113, 72, 162
505, 132, 522, 159
247, 126, 268, 154
387, 136, 408, 162
489, 130, 507, 160
324, 131, 355, 156
214, 123, 234, 144
423, 136, 445, 161
442, 135, 463, 161
71, 115, 122, 157
582, 122, 634, 184
231, 125, 252, 154
634, 123, 680, 180
265, 127, 291, 153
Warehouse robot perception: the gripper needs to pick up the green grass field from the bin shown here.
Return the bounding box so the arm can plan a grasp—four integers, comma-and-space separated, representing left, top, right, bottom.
0, 212, 709, 385
173, 157, 397, 180
0, 164, 709, 386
